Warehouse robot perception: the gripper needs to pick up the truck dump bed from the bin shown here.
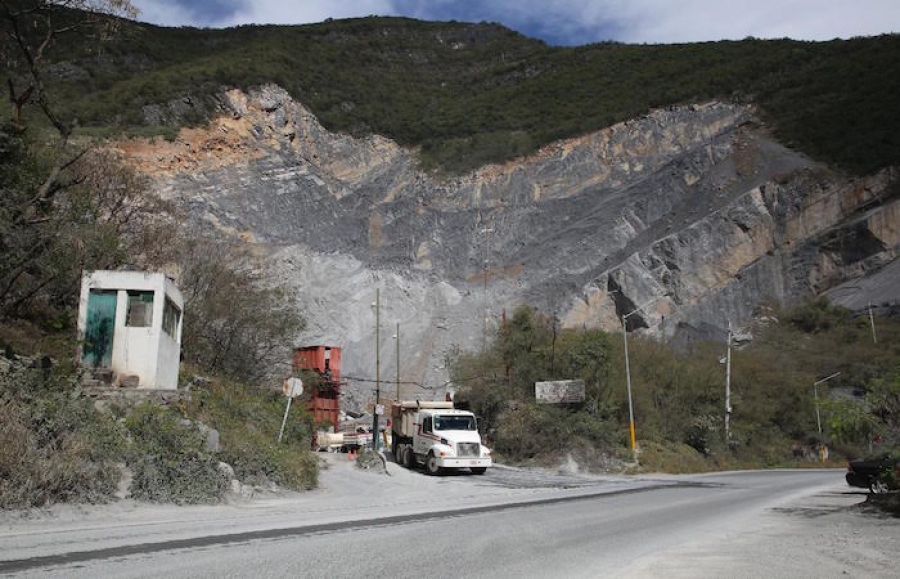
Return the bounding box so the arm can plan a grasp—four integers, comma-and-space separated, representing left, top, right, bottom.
391, 400, 454, 438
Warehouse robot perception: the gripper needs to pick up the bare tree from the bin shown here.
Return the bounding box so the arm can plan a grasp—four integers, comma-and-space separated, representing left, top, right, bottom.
176, 239, 306, 383
0, 0, 139, 318
1, 0, 138, 217
71, 149, 179, 266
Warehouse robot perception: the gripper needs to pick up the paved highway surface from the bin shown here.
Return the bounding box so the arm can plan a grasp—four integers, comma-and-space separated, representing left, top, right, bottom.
1, 463, 895, 578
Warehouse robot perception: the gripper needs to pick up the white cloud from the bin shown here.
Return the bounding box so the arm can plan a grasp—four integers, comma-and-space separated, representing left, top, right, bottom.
220, 0, 397, 27
133, 0, 198, 26
132, 0, 900, 43
602, 0, 900, 43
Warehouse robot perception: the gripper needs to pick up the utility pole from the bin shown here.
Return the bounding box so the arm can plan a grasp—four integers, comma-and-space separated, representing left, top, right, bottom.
481, 219, 493, 352
395, 322, 400, 401
372, 289, 381, 450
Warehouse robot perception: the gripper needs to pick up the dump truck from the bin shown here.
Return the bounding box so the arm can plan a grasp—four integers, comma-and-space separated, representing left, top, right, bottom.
391, 400, 492, 475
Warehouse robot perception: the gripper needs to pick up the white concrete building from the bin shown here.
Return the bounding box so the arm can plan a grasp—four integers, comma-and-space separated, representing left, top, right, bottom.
77, 270, 184, 390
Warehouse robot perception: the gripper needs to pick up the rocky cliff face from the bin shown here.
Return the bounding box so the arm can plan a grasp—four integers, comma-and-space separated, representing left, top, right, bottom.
117, 85, 899, 405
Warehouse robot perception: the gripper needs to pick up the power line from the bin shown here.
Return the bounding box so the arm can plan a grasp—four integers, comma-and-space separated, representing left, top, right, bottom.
341, 372, 506, 391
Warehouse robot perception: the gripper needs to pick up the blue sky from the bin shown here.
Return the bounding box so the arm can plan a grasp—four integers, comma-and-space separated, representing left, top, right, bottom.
133, 1, 899, 45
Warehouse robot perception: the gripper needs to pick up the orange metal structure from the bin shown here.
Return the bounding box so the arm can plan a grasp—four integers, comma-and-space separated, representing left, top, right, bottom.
292, 346, 342, 428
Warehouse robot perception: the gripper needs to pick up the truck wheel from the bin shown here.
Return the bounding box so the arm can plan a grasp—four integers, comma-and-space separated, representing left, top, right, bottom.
425, 453, 442, 476
471, 467, 487, 475
402, 446, 414, 469
392, 442, 401, 462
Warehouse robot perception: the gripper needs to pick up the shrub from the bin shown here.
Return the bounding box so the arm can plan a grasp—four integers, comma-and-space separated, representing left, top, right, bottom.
634, 441, 710, 474
127, 450, 227, 504
787, 298, 850, 333
493, 401, 616, 463
0, 363, 124, 508
184, 374, 318, 491
124, 403, 228, 504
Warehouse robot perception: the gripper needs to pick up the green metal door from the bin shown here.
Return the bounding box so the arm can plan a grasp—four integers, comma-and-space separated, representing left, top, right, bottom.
83, 290, 117, 367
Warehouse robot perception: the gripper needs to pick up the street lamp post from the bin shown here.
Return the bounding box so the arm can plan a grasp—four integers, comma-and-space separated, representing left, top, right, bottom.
621, 318, 635, 458
724, 322, 733, 443
813, 371, 841, 443
621, 294, 666, 462
868, 302, 878, 344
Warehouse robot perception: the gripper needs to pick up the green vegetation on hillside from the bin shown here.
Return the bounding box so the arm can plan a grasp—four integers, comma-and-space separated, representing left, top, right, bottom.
14, 12, 899, 174
449, 302, 900, 471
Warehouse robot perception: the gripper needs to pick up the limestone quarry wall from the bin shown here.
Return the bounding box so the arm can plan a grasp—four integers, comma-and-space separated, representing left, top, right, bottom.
116, 85, 899, 404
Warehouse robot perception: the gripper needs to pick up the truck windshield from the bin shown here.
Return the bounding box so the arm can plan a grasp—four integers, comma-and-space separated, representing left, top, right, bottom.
434, 415, 476, 431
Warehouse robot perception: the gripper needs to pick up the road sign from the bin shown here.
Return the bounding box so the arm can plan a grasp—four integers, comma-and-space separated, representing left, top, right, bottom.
535, 380, 585, 404
375, 404, 385, 415
283, 377, 304, 398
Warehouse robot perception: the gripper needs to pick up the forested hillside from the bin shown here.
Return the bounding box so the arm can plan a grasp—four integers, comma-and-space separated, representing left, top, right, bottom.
18, 13, 900, 173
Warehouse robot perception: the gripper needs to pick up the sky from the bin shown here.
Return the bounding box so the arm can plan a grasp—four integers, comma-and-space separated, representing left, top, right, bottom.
132, 0, 900, 45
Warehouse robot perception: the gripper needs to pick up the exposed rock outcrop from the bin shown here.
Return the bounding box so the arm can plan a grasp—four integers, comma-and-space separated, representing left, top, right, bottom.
116, 85, 900, 405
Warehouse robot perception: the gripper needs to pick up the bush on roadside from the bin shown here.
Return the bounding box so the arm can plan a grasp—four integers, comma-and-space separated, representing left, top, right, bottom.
633, 441, 711, 474
493, 401, 617, 463
184, 374, 318, 491
0, 363, 124, 508
127, 450, 227, 505
124, 403, 228, 504
866, 492, 900, 517
217, 439, 317, 490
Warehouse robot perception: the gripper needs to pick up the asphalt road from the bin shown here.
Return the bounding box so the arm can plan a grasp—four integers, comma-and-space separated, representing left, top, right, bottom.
5, 466, 887, 579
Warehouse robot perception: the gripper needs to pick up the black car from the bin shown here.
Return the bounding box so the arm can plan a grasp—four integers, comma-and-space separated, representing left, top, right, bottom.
845, 453, 899, 493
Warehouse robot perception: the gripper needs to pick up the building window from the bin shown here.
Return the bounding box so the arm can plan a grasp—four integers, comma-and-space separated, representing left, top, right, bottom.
163, 297, 181, 338
126, 290, 154, 327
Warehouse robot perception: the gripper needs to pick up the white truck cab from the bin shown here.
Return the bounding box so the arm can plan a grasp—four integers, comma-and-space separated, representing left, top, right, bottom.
392, 401, 492, 475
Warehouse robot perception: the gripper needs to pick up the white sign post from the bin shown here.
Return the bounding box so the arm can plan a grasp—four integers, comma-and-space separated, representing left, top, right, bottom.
278, 377, 303, 443
283, 377, 304, 398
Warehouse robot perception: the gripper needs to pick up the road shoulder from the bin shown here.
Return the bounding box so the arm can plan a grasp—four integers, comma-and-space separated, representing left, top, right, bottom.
622, 485, 900, 579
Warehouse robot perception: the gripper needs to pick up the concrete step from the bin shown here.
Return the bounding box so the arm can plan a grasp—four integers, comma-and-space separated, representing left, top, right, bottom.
90, 368, 114, 383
